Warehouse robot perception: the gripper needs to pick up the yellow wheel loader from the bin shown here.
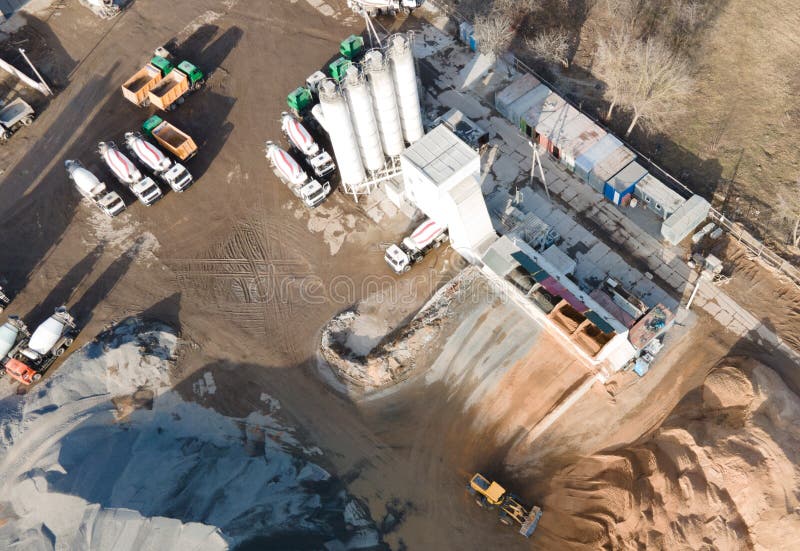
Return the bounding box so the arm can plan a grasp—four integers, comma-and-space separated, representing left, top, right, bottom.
467, 473, 543, 538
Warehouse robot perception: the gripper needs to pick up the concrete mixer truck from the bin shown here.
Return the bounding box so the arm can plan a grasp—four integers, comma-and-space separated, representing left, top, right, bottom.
280, 112, 335, 180
98, 141, 163, 206
0, 317, 30, 373
4, 306, 77, 385
265, 141, 331, 208
124, 132, 194, 192
384, 218, 448, 273
66, 160, 127, 217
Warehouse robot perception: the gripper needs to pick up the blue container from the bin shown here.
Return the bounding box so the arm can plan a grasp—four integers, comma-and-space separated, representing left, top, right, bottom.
603, 161, 648, 205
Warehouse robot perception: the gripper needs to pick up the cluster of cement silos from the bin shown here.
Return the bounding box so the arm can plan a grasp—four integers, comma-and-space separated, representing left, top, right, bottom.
318, 33, 423, 197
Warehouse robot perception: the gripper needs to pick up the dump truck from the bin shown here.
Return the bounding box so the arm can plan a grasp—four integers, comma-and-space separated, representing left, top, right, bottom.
123, 47, 205, 109
121, 64, 163, 106
66, 160, 127, 217
265, 141, 331, 208
4, 306, 77, 385
0, 98, 34, 142
280, 112, 336, 179
98, 141, 163, 206
142, 116, 198, 161
467, 473, 543, 538
0, 317, 30, 369
124, 132, 193, 192
384, 218, 447, 273
347, 0, 422, 16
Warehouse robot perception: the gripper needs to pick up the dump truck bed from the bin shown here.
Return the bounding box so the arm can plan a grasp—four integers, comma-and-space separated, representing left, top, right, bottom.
148, 70, 189, 110
152, 121, 197, 160
121, 65, 162, 106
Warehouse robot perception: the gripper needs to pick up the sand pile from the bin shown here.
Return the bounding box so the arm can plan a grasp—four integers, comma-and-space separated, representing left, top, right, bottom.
541, 359, 800, 550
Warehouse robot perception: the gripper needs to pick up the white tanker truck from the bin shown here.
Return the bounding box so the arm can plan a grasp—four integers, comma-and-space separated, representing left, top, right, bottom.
280, 112, 335, 180
124, 132, 194, 192
65, 160, 126, 217
384, 218, 448, 273
4, 306, 77, 385
98, 141, 163, 206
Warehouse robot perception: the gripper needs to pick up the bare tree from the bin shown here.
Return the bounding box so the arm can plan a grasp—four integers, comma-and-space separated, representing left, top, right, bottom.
526, 28, 571, 68
594, 28, 637, 120
623, 38, 693, 135
472, 9, 514, 59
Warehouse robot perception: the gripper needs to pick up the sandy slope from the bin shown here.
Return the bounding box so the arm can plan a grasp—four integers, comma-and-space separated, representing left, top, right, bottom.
541, 359, 800, 550
0, 319, 380, 550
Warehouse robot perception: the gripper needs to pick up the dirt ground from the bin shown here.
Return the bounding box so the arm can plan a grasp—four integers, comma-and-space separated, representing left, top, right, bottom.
0, 1, 799, 550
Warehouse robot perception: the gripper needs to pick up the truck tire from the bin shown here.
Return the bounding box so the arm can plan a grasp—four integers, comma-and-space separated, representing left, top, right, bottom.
54, 347, 64, 357
22, 115, 34, 126
63, 337, 74, 347
32, 373, 42, 381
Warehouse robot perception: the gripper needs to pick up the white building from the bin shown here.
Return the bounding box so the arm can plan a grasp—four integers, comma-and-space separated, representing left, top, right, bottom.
390, 124, 496, 263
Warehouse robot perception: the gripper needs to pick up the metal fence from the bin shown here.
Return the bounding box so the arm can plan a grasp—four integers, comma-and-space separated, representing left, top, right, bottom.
427, 0, 800, 289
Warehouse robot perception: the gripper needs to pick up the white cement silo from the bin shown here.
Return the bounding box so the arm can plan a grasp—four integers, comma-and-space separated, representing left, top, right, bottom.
318, 79, 365, 191
343, 65, 385, 172
363, 49, 405, 157
388, 33, 424, 144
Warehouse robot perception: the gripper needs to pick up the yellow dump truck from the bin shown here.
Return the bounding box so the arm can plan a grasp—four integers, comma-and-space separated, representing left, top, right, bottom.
121, 64, 163, 106
147, 70, 189, 111
142, 116, 197, 161
467, 473, 543, 538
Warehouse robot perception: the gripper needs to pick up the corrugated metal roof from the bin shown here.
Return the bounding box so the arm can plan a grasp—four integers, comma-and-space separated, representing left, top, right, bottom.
556, 114, 606, 158
495, 73, 541, 112
575, 133, 624, 175
508, 84, 551, 125
607, 161, 648, 192
402, 124, 477, 184
591, 143, 636, 182
635, 173, 685, 212
528, 92, 569, 131
661, 195, 711, 244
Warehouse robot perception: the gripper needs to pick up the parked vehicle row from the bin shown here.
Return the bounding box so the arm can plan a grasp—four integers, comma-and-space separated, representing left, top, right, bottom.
265, 112, 335, 208
1, 306, 77, 385
121, 46, 206, 110
68, 117, 197, 215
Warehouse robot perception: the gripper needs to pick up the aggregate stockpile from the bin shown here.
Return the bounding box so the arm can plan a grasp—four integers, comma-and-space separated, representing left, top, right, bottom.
65, 160, 127, 217
3, 307, 77, 385
265, 141, 331, 208
0, 319, 384, 549
541, 359, 800, 550
98, 141, 163, 206
124, 132, 193, 192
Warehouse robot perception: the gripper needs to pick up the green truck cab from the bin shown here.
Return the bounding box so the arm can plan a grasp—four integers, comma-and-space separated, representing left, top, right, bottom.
150, 54, 205, 89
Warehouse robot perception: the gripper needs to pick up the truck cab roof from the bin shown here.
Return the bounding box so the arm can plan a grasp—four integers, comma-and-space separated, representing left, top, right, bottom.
384, 244, 410, 272
98, 192, 126, 216
4, 357, 37, 384
132, 177, 163, 204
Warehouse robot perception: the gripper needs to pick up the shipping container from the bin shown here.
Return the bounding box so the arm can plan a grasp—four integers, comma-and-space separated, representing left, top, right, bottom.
603, 161, 647, 205
575, 134, 620, 185
634, 173, 686, 219
495, 73, 540, 121
508, 85, 551, 133
554, 115, 605, 171
575, 134, 635, 193
660, 194, 710, 245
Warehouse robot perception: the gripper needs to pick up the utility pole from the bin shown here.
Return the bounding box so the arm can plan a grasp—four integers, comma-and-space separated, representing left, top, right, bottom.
529, 141, 549, 200
19, 48, 52, 96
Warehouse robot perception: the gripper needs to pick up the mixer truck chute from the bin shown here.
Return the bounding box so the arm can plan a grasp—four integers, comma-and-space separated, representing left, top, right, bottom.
4, 307, 77, 385
124, 132, 194, 192
98, 141, 163, 206
384, 218, 447, 273
66, 160, 127, 217
265, 141, 331, 208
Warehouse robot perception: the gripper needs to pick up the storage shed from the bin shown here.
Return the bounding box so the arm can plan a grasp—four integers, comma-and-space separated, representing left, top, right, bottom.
634, 174, 686, 220
660, 194, 711, 245
603, 161, 648, 205
575, 134, 635, 193
575, 134, 621, 190
508, 85, 551, 132
495, 73, 541, 121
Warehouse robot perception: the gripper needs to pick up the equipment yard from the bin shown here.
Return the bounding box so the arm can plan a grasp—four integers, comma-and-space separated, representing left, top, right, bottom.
0, 1, 799, 549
